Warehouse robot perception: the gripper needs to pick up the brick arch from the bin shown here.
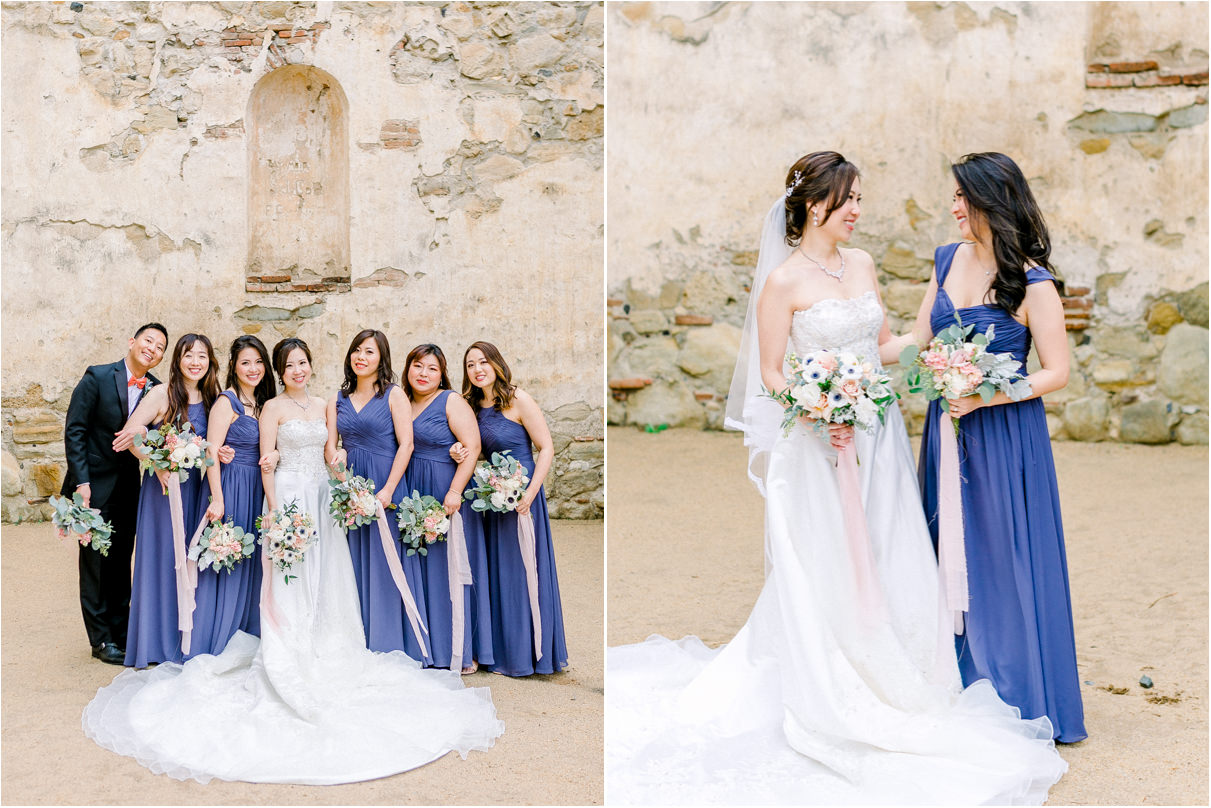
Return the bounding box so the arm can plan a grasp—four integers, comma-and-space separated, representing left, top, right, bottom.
246, 64, 350, 293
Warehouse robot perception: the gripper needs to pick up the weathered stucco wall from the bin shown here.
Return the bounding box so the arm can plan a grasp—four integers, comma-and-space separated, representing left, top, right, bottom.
1, 1, 604, 522
606, 1, 1208, 446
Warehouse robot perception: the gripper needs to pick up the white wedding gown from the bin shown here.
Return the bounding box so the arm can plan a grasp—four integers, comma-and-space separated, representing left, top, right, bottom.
83, 419, 503, 785
607, 292, 1067, 804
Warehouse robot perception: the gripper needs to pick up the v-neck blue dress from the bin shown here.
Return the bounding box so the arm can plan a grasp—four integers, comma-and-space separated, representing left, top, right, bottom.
918, 242, 1086, 743
337, 385, 431, 663
404, 389, 493, 669
184, 391, 263, 659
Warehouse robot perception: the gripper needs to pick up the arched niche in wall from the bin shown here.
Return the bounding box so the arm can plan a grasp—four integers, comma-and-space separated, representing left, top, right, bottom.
246, 65, 350, 292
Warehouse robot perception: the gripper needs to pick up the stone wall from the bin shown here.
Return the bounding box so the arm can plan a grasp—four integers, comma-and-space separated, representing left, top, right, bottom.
1, 1, 604, 522
606, 1, 1208, 445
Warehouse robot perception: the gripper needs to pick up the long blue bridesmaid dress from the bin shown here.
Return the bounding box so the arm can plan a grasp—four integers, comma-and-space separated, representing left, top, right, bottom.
405, 389, 493, 670
918, 242, 1087, 742
183, 391, 263, 659
337, 385, 431, 662
125, 402, 210, 668
477, 404, 568, 676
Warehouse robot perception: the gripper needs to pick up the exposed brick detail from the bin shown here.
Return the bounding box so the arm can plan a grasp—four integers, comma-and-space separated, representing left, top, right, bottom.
1086, 73, 1135, 88
1108, 60, 1159, 73
1061, 287, 1094, 331
606, 297, 623, 307
609, 377, 653, 390
1134, 73, 1183, 87
254, 273, 293, 283
693, 391, 715, 402
380, 119, 421, 150
1182, 71, 1208, 86
674, 314, 714, 325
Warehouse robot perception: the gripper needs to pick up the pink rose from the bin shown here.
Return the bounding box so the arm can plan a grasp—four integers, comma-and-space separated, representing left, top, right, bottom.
839, 379, 862, 399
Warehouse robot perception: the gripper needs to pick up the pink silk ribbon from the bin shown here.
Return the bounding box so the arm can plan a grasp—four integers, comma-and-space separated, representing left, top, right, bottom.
374, 500, 429, 657
167, 475, 207, 655
937, 411, 969, 635
517, 511, 543, 660
446, 510, 474, 672
835, 441, 883, 620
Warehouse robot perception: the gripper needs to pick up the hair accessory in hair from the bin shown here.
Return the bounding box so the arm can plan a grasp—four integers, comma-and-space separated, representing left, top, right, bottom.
785, 170, 803, 198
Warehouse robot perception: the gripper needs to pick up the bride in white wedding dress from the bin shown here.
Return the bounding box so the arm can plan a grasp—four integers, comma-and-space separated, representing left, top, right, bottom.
83, 340, 503, 785
606, 153, 1068, 805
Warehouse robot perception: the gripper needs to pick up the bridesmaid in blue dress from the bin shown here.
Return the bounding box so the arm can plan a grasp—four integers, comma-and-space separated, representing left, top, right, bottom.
326, 329, 430, 662
402, 344, 492, 673
188, 336, 275, 657
120, 334, 221, 668
458, 341, 568, 676
911, 152, 1086, 742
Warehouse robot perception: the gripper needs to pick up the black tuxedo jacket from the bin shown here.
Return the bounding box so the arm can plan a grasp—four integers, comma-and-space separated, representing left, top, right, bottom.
60, 360, 161, 507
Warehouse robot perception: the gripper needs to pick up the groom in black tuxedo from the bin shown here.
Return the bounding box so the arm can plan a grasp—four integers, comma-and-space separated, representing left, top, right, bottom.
61, 323, 168, 664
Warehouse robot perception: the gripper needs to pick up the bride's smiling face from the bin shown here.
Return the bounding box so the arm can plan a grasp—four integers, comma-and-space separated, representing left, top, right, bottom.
811, 178, 862, 244
282, 348, 312, 392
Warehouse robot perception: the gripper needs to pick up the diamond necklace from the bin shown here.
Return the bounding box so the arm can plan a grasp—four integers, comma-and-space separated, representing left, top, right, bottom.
798, 244, 845, 282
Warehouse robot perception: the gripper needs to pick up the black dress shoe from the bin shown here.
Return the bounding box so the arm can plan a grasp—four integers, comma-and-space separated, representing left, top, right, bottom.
91, 642, 125, 665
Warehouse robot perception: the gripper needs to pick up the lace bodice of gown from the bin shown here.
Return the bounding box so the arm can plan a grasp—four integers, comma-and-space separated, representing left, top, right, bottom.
276, 419, 329, 477
790, 290, 883, 365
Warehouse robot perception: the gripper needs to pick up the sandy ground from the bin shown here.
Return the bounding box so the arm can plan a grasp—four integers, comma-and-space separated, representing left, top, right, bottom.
607, 427, 1208, 806
1, 520, 602, 806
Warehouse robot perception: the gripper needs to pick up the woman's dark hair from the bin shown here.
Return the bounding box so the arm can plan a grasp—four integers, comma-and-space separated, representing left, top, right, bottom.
952, 152, 1057, 314
401, 344, 451, 401
271, 338, 312, 386
461, 341, 517, 411
165, 334, 221, 431
340, 329, 395, 397
225, 335, 275, 416
783, 151, 860, 246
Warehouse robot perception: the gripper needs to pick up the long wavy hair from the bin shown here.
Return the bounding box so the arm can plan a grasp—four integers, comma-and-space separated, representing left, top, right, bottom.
401, 344, 451, 401
461, 341, 517, 411
783, 151, 860, 246
164, 334, 221, 431
224, 335, 275, 416
271, 338, 313, 388
952, 152, 1057, 314
340, 329, 395, 397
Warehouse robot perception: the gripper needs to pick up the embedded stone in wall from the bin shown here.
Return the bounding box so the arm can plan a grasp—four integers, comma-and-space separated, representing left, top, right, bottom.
624, 380, 706, 430
1, 451, 20, 497
675, 322, 742, 393
247, 65, 350, 293
1063, 396, 1110, 441
1119, 399, 1178, 444
1158, 323, 1210, 407
1177, 413, 1209, 445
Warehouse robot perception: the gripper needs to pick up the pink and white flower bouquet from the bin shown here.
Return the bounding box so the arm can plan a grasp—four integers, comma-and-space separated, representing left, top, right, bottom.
49, 492, 114, 556
328, 467, 380, 533
464, 451, 530, 513
133, 422, 214, 484
396, 490, 450, 557
900, 315, 1032, 423
256, 500, 318, 585
767, 349, 899, 437
189, 519, 257, 573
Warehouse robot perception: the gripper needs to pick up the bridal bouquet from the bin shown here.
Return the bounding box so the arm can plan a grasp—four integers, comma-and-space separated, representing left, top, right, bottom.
49, 492, 114, 556
396, 491, 450, 557
133, 423, 213, 483
256, 500, 318, 585
766, 349, 899, 437
464, 451, 530, 513
899, 315, 1032, 421
189, 519, 257, 573
328, 467, 380, 532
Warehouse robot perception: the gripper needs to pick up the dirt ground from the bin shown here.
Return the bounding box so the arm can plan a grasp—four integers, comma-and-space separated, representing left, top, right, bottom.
1, 520, 602, 806
607, 427, 1208, 806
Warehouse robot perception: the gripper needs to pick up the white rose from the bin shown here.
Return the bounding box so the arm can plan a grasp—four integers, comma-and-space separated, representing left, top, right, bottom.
490, 492, 506, 509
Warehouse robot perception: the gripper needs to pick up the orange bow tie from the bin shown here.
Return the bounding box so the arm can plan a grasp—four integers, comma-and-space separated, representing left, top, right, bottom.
128, 376, 147, 389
